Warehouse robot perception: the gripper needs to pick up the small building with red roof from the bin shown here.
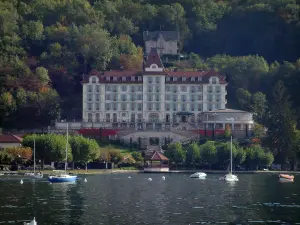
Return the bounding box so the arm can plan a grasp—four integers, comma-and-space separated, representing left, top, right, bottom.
0, 134, 23, 149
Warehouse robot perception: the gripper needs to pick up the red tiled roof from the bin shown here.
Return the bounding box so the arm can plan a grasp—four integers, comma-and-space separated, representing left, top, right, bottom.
0, 134, 23, 143
151, 151, 169, 161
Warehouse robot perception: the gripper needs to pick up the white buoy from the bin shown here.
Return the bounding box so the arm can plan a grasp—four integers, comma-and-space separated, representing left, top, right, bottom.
162, 176, 165, 180
148, 178, 152, 181
128, 176, 131, 179
20, 179, 23, 184
84, 178, 87, 182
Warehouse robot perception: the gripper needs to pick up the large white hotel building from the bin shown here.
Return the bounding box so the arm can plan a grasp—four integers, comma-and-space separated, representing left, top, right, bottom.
81, 48, 230, 131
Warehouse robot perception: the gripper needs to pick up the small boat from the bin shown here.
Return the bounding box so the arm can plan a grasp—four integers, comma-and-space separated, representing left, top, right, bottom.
25, 139, 43, 179
48, 124, 77, 183
223, 136, 239, 182
190, 172, 207, 179
279, 174, 294, 182
24, 217, 37, 225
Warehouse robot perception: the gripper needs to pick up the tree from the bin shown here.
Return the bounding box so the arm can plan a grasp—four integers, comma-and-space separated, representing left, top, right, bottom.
5, 147, 32, 162
251, 92, 267, 121
200, 141, 217, 169
22, 134, 72, 169
131, 151, 143, 163
109, 150, 123, 165
253, 123, 265, 139
186, 142, 200, 169
224, 124, 231, 139
69, 135, 100, 170
266, 80, 297, 166
236, 88, 252, 111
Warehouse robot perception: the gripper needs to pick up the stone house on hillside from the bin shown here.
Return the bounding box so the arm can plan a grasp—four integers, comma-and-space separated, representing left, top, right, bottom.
143, 31, 179, 56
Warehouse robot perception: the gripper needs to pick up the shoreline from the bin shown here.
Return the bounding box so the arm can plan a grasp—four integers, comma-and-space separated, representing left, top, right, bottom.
1, 169, 300, 176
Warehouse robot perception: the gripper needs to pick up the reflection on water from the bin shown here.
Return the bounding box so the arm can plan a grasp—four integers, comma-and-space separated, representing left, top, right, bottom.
0, 173, 300, 224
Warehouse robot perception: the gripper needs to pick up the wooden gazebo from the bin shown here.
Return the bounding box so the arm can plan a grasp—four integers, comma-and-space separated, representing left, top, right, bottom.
144, 151, 169, 172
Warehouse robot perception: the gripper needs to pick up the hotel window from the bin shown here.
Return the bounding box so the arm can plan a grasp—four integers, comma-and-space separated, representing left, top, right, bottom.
182, 77, 186, 81
113, 95, 117, 101
166, 86, 170, 92
172, 95, 177, 101
122, 77, 126, 81
197, 86, 202, 92
181, 86, 187, 92
216, 95, 221, 101
131, 86, 135, 92
131, 103, 135, 110
198, 95, 202, 101
95, 113, 100, 122
87, 94, 92, 101
88, 85, 92, 92
105, 94, 110, 101
95, 103, 100, 110
106, 85, 111, 91
211, 77, 217, 84
190, 87, 195, 93
148, 77, 153, 83
122, 86, 127, 92
155, 103, 160, 110
166, 103, 170, 111
173, 86, 177, 93
208, 95, 213, 101
181, 103, 186, 111
88, 103, 92, 110
197, 77, 202, 81
148, 94, 153, 101
217, 103, 221, 109
113, 103, 117, 110
106, 77, 110, 81
138, 103, 142, 111
121, 103, 126, 110
155, 95, 160, 101
121, 95, 126, 101
173, 77, 177, 81
138, 94, 142, 100
156, 77, 160, 83
148, 103, 152, 110
208, 103, 212, 111
112, 86, 117, 92
191, 77, 195, 82
166, 94, 171, 101
191, 104, 195, 111
106, 113, 110, 122
198, 104, 202, 111
131, 76, 135, 82
155, 86, 160, 92
113, 77, 117, 81
148, 86, 153, 92
96, 95, 100, 101
138, 86, 143, 91
138, 76, 142, 81
105, 103, 110, 110
173, 103, 177, 111
208, 86, 213, 93
181, 95, 186, 102
173, 113, 177, 122
91, 77, 97, 83
96, 85, 100, 92
191, 95, 195, 102
166, 77, 170, 81
88, 113, 92, 122
216, 86, 221, 93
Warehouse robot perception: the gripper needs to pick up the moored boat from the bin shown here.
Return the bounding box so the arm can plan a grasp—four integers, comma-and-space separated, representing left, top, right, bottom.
279, 174, 294, 182
190, 172, 207, 179
24, 217, 37, 225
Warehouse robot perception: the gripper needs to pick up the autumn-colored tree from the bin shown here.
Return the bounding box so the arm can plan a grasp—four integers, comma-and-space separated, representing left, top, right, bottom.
5, 147, 33, 161
224, 124, 231, 139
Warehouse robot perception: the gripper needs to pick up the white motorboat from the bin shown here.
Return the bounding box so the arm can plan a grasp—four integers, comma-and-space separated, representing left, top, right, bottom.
279, 174, 294, 182
24, 217, 37, 225
190, 172, 207, 179
224, 136, 239, 182
48, 124, 77, 183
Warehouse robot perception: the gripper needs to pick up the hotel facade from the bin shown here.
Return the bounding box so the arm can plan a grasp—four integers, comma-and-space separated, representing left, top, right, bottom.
81, 49, 230, 130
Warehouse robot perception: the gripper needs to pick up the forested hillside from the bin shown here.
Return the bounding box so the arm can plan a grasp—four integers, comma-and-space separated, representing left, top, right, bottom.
1, 0, 300, 165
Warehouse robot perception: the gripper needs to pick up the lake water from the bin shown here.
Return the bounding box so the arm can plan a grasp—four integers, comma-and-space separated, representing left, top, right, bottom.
0, 173, 300, 225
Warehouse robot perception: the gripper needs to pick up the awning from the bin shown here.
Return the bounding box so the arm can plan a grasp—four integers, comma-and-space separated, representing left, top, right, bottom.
176, 112, 194, 116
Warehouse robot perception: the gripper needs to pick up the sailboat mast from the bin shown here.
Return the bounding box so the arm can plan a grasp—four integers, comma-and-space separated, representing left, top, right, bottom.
65, 123, 68, 174
34, 139, 36, 174
230, 135, 233, 174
